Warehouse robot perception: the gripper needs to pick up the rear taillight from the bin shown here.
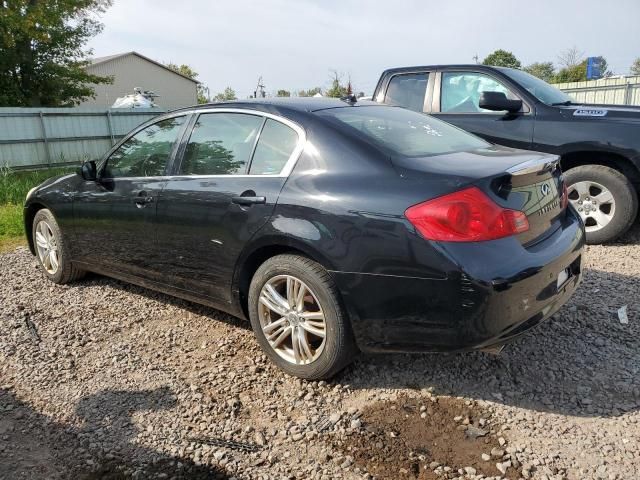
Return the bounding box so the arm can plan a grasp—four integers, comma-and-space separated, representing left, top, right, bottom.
560, 181, 569, 209
405, 186, 529, 242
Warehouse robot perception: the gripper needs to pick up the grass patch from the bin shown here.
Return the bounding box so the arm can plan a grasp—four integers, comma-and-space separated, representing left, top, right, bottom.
0, 204, 25, 252
0, 165, 75, 204
0, 166, 75, 252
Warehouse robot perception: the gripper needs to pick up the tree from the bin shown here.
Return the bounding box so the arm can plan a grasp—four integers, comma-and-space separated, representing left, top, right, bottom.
166, 63, 207, 103
554, 60, 587, 83
212, 87, 237, 102
0, 0, 113, 107
632, 58, 640, 76
523, 62, 556, 82
482, 49, 521, 69
276, 89, 290, 97
590, 56, 612, 78
557, 47, 584, 69
297, 87, 321, 97
325, 70, 349, 98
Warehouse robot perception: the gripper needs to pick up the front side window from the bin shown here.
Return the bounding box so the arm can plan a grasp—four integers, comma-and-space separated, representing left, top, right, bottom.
319, 105, 489, 157
103, 116, 185, 178
441, 72, 519, 113
498, 67, 573, 105
384, 72, 429, 112
181, 113, 264, 175
249, 119, 298, 175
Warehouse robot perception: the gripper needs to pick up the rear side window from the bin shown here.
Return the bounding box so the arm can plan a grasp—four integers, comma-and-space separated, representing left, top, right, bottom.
384, 73, 428, 112
319, 106, 489, 157
249, 119, 298, 175
181, 113, 263, 175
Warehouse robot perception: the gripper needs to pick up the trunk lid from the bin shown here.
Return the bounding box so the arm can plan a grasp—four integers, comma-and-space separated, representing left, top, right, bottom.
392, 146, 566, 244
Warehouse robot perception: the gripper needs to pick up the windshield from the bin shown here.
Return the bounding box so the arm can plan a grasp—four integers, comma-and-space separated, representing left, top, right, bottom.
318, 106, 489, 157
498, 68, 573, 105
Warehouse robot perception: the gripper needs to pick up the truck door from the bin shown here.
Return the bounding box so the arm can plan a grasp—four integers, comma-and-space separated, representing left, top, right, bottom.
430, 70, 534, 150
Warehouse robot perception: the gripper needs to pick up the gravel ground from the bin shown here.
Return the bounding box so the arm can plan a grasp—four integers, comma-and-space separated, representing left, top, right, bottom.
1, 224, 639, 480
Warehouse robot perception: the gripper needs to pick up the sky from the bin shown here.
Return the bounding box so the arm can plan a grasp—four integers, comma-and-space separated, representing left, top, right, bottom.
87, 0, 640, 99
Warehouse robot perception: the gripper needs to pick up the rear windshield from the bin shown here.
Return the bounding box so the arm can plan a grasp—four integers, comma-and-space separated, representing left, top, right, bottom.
319, 105, 489, 157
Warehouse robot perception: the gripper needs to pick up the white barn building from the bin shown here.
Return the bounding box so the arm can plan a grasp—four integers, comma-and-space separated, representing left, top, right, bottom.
80, 51, 199, 109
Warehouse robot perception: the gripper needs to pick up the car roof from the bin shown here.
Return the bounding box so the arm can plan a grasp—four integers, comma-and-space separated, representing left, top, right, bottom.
171, 98, 381, 115
380, 64, 517, 74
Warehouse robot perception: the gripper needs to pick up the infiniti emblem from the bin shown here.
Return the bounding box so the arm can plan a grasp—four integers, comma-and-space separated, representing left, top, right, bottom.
540, 183, 551, 196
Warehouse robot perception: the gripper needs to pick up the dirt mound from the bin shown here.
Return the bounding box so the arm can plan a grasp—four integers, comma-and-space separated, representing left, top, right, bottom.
336, 395, 521, 479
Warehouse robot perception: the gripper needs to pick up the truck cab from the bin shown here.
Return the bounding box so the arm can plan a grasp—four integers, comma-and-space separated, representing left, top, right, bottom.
372, 65, 640, 243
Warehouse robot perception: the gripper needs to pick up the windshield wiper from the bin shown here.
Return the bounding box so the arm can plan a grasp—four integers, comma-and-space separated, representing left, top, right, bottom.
550, 100, 574, 106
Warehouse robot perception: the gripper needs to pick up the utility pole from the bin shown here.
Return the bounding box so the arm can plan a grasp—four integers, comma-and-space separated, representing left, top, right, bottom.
254, 76, 266, 98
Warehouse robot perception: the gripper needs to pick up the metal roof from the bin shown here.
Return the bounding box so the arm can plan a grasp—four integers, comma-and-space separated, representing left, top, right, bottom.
88, 51, 200, 84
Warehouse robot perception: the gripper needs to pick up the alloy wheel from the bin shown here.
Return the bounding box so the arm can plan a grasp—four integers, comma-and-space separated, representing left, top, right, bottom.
568, 180, 615, 233
35, 220, 60, 274
258, 275, 326, 365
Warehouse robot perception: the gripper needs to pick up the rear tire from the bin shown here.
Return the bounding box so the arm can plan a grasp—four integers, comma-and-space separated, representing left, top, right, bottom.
32, 209, 85, 284
248, 254, 357, 380
564, 164, 638, 244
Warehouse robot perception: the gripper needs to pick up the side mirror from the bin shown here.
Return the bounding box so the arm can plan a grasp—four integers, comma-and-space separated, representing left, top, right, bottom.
479, 91, 523, 113
78, 160, 97, 181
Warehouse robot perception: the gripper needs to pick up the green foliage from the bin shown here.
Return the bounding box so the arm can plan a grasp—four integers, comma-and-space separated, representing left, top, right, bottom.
0, 166, 74, 248
166, 62, 208, 104
632, 58, 640, 76
0, 166, 74, 204
482, 49, 522, 69
554, 60, 588, 83
0, 204, 23, 242
213, 87, 237, 102
523, 62, 556, 83
0, 0, 113, 107
276, 90, 291, 97
325, 71, 349, 98
297, 87, 322, 97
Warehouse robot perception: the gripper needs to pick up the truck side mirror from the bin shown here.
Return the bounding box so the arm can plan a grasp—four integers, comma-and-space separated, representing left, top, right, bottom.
78, 160, 97, 181
479, 91, 523, 113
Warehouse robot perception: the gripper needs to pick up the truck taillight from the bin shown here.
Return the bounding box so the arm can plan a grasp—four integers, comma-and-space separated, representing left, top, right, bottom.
405, 186, 529, 242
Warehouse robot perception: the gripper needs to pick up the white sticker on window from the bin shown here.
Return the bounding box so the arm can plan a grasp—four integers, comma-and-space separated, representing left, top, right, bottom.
573, 109, 607, 117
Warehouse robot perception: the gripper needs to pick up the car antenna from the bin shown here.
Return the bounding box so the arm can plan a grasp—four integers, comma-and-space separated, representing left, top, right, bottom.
340, 94, 358, 105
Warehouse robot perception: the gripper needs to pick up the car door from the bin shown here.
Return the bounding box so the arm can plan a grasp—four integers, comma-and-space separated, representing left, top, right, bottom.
155, 109, 305, 303
430, 69, 534, 150
73, 114, 188, 278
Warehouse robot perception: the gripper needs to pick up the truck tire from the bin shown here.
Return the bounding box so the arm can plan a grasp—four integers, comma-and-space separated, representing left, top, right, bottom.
248, 254, 357, 379
564, 164, 638, 244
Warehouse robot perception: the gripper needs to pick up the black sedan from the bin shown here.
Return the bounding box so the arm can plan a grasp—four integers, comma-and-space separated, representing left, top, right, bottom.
24, 99, 584, 379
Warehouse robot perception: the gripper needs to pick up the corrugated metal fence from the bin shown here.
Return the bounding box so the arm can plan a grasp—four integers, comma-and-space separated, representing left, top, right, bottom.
0, 108, 166, 169
555, 75, 640, 106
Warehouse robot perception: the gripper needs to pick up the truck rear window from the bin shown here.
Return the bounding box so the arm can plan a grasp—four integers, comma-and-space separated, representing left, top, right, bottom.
319, 105, 489, 157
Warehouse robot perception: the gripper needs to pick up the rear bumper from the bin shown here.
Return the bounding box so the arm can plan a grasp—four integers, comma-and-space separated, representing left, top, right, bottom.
331, 210, 585, 353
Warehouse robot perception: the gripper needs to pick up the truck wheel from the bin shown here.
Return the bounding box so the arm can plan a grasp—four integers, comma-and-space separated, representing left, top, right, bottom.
564, 165, 638, 244
248, 254, 357, 380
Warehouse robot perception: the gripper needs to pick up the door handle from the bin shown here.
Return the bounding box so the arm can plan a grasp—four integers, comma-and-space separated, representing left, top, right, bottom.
231, 196, 266, 206
134, 191, 154, 208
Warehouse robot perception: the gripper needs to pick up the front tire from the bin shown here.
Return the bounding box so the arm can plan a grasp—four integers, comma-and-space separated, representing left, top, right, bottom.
564, 165, 638, 244
32, 209, 85, 284
248, 254, 357, 380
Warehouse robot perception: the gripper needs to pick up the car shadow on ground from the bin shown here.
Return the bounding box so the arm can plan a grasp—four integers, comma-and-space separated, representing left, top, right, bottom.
339, 264, 639, 418
73, 274, 251, 332
0, 387, 230, 479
